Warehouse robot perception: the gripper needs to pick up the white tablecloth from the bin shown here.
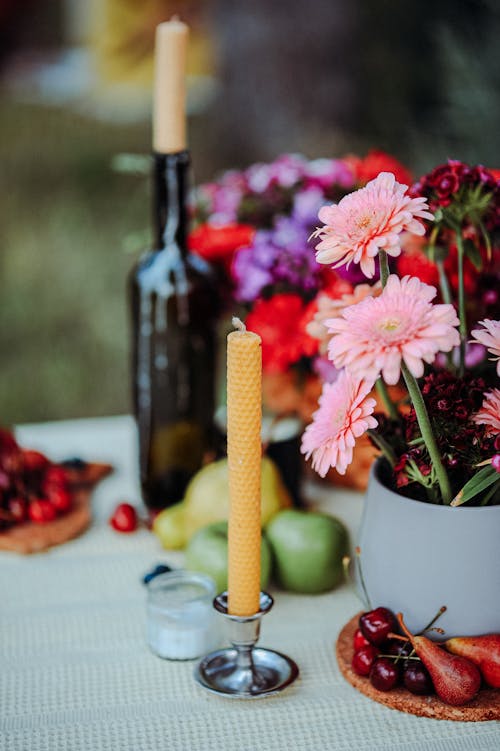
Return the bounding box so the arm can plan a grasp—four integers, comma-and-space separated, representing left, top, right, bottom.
1, 416, 498, 750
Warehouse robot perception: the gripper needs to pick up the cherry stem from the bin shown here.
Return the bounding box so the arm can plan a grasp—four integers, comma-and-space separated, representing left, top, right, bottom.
379, 654, 421, 662
419, 605, 447, 635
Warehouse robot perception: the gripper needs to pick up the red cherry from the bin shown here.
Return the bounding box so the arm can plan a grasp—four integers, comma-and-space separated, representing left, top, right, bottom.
109, 503, 138, 533
29, 499, 57, 524
369, 657, 400, 691
353, 628, 371, 651
22, 450, 49, 473
352, 644, 379, 676
359, 607, 397, 646
8, 497, 28, 523
47, 487, 72, 513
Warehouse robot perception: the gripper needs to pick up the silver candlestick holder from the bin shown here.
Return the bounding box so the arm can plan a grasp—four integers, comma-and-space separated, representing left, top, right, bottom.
194, 591, 299, 699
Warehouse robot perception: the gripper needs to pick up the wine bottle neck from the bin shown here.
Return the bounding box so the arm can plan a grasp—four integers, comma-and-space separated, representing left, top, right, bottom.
152, 150, 189, 252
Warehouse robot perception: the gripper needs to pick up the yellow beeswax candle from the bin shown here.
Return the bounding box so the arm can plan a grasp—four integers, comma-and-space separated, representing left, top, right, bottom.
227, 317, 262, 616
153, 18, 188, 154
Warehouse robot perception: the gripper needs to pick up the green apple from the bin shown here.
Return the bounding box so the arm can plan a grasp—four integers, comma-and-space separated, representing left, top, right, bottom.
185, 521, 272, 594
266, 509, 348, 594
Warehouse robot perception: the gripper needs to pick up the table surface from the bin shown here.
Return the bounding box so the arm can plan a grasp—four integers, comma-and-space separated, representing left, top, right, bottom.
2, 415, 499, 751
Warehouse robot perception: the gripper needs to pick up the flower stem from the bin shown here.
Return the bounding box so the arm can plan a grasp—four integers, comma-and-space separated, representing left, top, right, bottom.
454, 230, 467, 376
375, 379, 399, 421
401, 362, 452, 504
379, 250, 390, 287
436, 259, 455, 370
436, 259, 452, 305
367, 429, 396, 467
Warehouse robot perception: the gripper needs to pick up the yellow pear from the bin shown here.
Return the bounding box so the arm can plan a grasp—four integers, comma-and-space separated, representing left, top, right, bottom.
152, 501, 187, 550
152, 456, 292, 550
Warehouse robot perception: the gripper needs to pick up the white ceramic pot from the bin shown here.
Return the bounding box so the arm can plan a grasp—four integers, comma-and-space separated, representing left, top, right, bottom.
357, 459, 500, 637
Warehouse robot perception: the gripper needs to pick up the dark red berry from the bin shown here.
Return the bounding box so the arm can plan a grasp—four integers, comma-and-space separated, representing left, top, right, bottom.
43, 466, 68, 489
352, 645, 379, 676
403, 662, 434, 695
0, 469, 12, 490
353, 628, 371, 651
8, 497, 28, 523
22, 450, 49, 473
369, 657, 400, 691
29, 499, 57, 524
47, 487, 72, 513
109, 503, 138, 533
359, 607, 397, 646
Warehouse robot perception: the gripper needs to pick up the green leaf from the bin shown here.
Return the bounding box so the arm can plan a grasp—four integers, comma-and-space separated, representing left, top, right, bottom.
451, 465, 500, 506
462, 239, 483, 271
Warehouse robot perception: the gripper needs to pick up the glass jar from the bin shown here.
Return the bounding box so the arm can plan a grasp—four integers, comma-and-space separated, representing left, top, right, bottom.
146, 570, 219, 660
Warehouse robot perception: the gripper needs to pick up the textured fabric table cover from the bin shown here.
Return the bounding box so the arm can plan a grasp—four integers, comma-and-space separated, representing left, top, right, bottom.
1, 416, 499, 751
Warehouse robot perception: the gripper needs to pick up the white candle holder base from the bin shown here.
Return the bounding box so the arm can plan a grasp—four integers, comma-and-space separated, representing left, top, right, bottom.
194, 591, 299, 699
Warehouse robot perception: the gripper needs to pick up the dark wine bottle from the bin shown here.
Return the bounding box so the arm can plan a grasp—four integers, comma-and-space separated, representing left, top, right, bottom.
129, 21, 218, 511
130, 150, 219, 511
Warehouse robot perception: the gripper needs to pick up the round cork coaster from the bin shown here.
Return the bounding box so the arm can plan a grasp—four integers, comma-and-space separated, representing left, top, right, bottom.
0, 462, 112, 555
336, 613, 500, 721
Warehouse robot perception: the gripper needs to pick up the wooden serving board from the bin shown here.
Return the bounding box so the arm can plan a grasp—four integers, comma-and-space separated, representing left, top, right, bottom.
0, 462, 112, 555
336, 613, 500, 721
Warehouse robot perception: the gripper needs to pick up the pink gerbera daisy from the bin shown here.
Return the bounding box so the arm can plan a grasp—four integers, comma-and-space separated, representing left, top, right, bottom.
306, 282, 382, 352
313, 172, 433, 278
326, 275, 460, 385
470, 320, 500, 376
301, 370, 377, 476
473, 389, 500, 435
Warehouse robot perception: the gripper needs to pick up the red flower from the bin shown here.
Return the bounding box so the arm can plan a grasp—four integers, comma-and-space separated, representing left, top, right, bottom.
343, 149, 413, 187
188, 223, 255, 261
396, 235, 439, 287
245, 294, 319, 373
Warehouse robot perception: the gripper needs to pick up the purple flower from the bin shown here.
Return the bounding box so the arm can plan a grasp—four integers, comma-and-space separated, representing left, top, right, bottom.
232, 219, 322, 302
292, 187, 325, 227
312, 355, 340, 383
304, 158, 355, 190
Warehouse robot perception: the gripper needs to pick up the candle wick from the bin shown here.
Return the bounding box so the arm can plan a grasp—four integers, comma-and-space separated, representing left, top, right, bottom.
232, 316, 246, 333
170, 14, 181, 22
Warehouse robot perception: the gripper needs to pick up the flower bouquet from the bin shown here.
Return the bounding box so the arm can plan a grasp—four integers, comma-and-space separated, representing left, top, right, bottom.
301, 162, 500, 508
190, 150, 414, 488
299, 160, 500, 641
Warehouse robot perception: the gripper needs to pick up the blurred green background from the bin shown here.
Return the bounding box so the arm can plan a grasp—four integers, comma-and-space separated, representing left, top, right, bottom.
1, 0, 499, 424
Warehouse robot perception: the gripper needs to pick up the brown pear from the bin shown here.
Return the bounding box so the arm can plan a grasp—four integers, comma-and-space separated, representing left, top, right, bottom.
444, 634, 500, 688
397, 613, 481, 706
